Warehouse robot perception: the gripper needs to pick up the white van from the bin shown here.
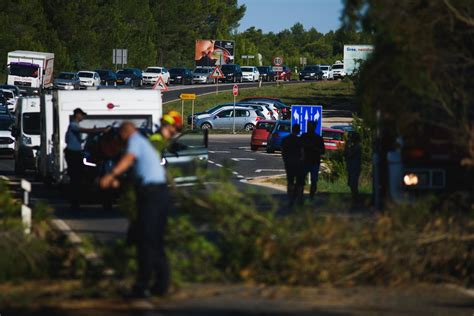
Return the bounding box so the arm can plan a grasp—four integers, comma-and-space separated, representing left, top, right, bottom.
12, 96, 42, 173
42, 89, 162, 184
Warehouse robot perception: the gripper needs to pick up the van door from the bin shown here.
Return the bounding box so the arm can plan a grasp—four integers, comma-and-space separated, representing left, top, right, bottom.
163, 130, 208, 184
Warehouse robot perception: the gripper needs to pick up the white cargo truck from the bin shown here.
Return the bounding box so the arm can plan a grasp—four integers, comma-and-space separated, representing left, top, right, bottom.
7, 50, 55, 93
343, 45, 374, 75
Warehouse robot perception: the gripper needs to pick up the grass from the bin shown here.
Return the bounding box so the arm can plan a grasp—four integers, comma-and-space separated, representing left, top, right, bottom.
265, 173, 372, 194
163, 81, 355, 128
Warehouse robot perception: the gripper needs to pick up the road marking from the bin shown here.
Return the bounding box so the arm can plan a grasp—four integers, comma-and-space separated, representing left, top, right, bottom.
260, 152, 281, 156
208, 160, 215, 164
209, 150, 230, 154
255, 169, 286, 173
231, 158, 255, 162
237, 175, 245, 179
215, 163, 223, 167
232, 171, 239, 175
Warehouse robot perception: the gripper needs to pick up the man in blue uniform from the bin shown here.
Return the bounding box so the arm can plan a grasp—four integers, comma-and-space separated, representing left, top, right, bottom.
65, 108, 108, 210
100, 121, 170, 298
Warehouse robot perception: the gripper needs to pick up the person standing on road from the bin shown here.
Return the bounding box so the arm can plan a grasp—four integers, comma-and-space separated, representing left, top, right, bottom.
300, 120, 325, 201
281, 124, 303, 207
100, 117, 180, 298
65, 108, 108, 210
344, 132, 362, 202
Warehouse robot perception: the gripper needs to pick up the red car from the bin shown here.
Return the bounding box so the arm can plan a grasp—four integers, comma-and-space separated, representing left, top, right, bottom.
322, 127, 345, 151
278, 66, 292, 81
251, 120, 276, 150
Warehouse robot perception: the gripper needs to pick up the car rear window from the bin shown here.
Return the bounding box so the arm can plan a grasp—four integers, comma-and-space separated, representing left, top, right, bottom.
257, 122, 275, 130
277, 124, 290, 132
323, 131, 344, 140
78, 72, 93, 78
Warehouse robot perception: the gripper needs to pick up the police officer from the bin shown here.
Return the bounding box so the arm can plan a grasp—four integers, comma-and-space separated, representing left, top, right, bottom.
300, 120, 325, 201
65, 108, 108, 210
100, 112, 182, 298
281, 124, 302, 207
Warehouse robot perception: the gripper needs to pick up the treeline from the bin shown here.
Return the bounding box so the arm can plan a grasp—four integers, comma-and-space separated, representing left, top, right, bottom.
0, 0, 370, 74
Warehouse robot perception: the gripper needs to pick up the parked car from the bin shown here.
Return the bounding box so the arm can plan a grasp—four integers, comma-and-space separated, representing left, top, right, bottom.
116, 68, 143, 87
322, 127, 345, 152
169, 68, 193, 85
196, 106, 263, 131
257, 66, 276, 81
319, 64, 333, 80
142, 66, 169, 85
192, 67, 214, 84
299, 65, 323, 81
241, 66, 260, 82
241, 97, 291, 119
331, 62, 346, 79
54, 72, 81, 90
278, 66, 292, 81
251, 120, 276, 150
77, 71, 101, 87
95, 69, 117, 86
1, 89, 18, 112
220, 64, 243, 83
266, 120, 291, 153
0, 113, 15, 156
245, 103, 276, 120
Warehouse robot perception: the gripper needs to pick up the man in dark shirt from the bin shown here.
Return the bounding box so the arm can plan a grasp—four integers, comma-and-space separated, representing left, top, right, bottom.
281, 124, 302, 206
300, 121, 325, 200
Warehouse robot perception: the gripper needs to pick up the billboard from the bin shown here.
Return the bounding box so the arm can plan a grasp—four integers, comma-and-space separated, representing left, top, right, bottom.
343, 45, 374, 75
195, 40, 235, 66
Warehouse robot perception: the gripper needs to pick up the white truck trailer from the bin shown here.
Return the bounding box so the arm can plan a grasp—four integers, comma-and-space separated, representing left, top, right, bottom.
7, 50, 55, 93
343, 45, 374, 75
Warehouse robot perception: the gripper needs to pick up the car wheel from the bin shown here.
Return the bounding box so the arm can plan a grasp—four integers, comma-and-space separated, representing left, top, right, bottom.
201, 122, 212, 130
266, 146, 275, 153
244, 123, 255, 131
251, 145, 258, 151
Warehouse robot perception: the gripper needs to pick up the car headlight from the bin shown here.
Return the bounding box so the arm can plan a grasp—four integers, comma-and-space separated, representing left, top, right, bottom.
310, 73, 315, 76
403, 173, 418, 186
22, 135, 32, 145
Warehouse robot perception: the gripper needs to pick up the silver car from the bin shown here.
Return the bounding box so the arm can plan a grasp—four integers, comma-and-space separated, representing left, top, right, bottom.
192, 67, 214, 84
53, 72, 81, 90
196, 106, 262, 131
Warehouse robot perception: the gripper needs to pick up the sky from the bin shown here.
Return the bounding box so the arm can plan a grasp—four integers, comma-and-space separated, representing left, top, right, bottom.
237, 0, 344, 34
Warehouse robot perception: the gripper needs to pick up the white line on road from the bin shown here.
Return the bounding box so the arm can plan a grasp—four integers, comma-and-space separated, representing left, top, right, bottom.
255, 169, 286, 173
231, 158, 255, 162
209, 150, 230, 154
232, 171, 239, 175
208, 160, 215, 164
237, 175, 245, 179
215, 163, 223, 167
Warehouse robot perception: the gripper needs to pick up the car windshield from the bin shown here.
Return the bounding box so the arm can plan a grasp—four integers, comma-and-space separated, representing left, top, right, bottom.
9, 63, 39, 78
332, 64, 343, 69
117, 70, 132, 75
170, 69, 185, 74
241, 67, 253, 72
0, 118, 13, 130
145, 68, 162, 73
320, 66, 329, 71
194, 68, 210, 74
257, 122, 275, 130
58, 73, 76, 80
95, 70, 109, 76
323, 131, 344, 141
277, 124, 291, 132
78, 72, 93, 78
2, 91, 14, 99
303, 67, 319, 71
22, 112, 40, 135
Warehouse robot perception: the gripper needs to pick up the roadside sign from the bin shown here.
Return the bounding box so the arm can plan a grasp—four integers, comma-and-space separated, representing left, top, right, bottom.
152, 76, 168, 91
233, 84, 239, 96
273, 56, 283, 66
210, 66, 225, 79
180, 93, 196, 100
291, 105, 323, 135
272, 66, 283, 72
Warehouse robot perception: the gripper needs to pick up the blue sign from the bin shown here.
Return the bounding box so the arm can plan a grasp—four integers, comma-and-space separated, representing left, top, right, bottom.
291, 105, 323, 135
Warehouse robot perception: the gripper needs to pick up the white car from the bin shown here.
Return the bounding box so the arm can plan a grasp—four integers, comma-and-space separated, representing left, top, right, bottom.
319, 65, 333, 80
142, 67, 170, 85
1, 89, 18, 112
0, 115, 15, 155
331, 63, 346, 79
241, 66, 260, 82
77, 71, 101, 87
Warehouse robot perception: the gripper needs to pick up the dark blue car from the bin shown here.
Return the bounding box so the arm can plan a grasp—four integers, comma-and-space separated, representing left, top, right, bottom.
266, 120, 291, 153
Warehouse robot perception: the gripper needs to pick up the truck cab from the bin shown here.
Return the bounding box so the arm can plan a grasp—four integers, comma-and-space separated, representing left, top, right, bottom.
7, 50, 54, 94
12, 96, 42, 173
